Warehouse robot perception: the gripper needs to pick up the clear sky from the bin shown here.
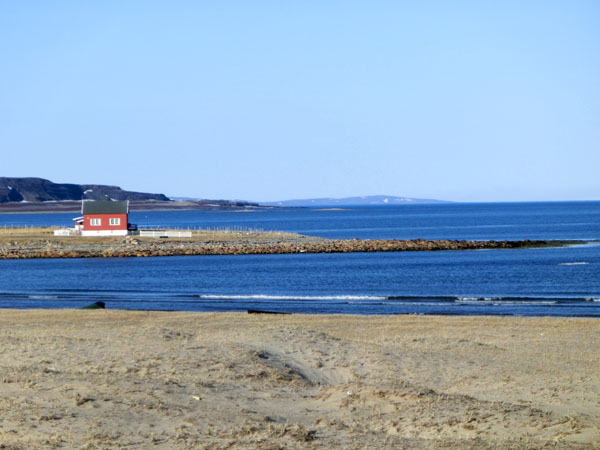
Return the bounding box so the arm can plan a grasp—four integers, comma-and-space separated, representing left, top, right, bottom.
1, 1, 598, 202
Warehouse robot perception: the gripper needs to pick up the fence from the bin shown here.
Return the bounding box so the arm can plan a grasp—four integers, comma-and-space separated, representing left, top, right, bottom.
138, 225, 267, 233
138, 230, 193, 238
53, 229, 75, 236
4, 225, 270, 238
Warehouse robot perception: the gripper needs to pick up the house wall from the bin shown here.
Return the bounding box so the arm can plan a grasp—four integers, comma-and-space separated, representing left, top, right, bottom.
82, 213, 128, 236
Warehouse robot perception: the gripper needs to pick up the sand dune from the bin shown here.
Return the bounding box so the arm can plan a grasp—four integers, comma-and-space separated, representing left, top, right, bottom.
0, 311, 598, 448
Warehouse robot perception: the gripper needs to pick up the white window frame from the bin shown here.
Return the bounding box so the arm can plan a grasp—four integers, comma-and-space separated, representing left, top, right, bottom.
109, 218, 121, 226
90, 218, 101, 226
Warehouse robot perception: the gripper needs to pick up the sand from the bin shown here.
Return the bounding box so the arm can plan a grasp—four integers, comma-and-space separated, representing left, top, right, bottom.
0, 311, 598, 449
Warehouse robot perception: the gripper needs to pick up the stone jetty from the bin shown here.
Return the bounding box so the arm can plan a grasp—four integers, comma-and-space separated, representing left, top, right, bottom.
0, 227, 577, 259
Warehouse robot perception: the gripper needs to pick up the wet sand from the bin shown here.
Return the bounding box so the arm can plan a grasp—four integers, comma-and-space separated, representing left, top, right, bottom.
0, 311, 598, 448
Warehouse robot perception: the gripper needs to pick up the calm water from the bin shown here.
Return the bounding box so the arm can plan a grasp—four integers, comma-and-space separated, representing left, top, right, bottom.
1, 202, 599, 316
4, 201, 600, 241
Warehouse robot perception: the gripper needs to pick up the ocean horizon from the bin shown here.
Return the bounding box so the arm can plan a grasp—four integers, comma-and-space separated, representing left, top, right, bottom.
0, 201, 598, 316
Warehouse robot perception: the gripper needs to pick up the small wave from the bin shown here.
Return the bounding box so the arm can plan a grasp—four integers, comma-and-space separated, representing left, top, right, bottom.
456, 299, 558, 306
0, 293, 29, 299
457, 296, 599, 304
458, 297, 501, 302
585, 298, 600, 303
559, 262, 588, 266
195, 294, 590, 306
386, 296, 458, 302
197, 294, 387, 301
389, 295, 563, 304
28, 295, 58, 300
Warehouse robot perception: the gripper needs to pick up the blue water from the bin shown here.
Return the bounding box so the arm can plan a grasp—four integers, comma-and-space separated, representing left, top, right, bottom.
0, 202, 599, 316
3, 201, 600, 241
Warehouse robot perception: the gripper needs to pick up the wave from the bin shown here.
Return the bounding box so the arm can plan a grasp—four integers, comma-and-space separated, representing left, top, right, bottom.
558, 262, 589, 266
197, 294, 388, 301
1, 292, 598, 308
194, 294, 598, 306
455, 298, 558, 306
437, 296, 592, 305
386, 295, 579, 305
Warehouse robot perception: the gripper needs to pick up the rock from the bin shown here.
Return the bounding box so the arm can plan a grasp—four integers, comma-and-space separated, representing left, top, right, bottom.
81, 301, 105, 309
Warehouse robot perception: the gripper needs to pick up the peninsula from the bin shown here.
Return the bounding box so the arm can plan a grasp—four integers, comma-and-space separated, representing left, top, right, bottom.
262, 195, 448, 207
0, 227, 579, 259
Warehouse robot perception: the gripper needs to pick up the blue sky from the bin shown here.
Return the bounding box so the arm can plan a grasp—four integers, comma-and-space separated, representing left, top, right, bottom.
1, 1, 598, 202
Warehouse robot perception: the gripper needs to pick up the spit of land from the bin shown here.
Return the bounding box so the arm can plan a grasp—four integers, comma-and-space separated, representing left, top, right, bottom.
0, 227, 579, 259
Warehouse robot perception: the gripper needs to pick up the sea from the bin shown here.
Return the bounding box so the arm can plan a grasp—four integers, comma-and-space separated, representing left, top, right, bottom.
0, 201, 599, 317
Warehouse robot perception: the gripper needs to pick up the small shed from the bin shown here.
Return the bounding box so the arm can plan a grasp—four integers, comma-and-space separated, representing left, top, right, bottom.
81, 200, 129, 236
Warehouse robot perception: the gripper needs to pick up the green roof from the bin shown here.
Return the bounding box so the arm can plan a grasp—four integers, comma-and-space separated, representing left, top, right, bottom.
82, 200, 129, 214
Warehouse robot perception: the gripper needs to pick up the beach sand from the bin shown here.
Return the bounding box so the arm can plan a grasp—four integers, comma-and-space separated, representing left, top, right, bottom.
0, 311, 598, 449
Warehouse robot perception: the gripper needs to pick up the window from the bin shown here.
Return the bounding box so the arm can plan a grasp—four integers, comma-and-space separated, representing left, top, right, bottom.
90, 218, 101, 226
109, 218, 121, 226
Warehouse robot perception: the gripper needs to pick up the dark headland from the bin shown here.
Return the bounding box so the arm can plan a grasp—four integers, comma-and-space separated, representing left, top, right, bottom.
0, 177, 259, 212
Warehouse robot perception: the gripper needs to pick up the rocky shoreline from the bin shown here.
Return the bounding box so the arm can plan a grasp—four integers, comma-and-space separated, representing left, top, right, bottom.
0, 228, 578, 259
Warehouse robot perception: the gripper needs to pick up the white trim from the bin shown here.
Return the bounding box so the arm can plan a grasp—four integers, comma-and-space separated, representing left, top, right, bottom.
109, 217, 121, 226
90, 218, 102, 226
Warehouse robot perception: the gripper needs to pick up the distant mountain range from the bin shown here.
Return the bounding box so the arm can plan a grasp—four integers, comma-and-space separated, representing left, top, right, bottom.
0, 177, 169, 203
261, 195, 448, 207
0, 178, 447, 210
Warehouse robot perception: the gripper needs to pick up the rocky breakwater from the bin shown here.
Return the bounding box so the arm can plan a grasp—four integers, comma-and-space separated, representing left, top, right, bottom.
0, 231, 576, 259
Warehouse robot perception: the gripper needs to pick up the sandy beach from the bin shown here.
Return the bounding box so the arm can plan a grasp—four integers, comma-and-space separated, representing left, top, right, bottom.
0, 311, 598, 449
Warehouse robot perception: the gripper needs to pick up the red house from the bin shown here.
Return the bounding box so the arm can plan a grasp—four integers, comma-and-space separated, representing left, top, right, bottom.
78, 200, 130, 236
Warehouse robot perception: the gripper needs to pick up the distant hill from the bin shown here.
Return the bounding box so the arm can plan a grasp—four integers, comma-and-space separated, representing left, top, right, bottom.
261, 195, 449, 207
0, 177, 169, 203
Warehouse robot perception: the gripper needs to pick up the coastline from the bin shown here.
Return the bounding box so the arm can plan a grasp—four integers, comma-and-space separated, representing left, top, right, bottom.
0, 227, 580, 259
1, 310, 597, 448
0, 200, 265, 214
